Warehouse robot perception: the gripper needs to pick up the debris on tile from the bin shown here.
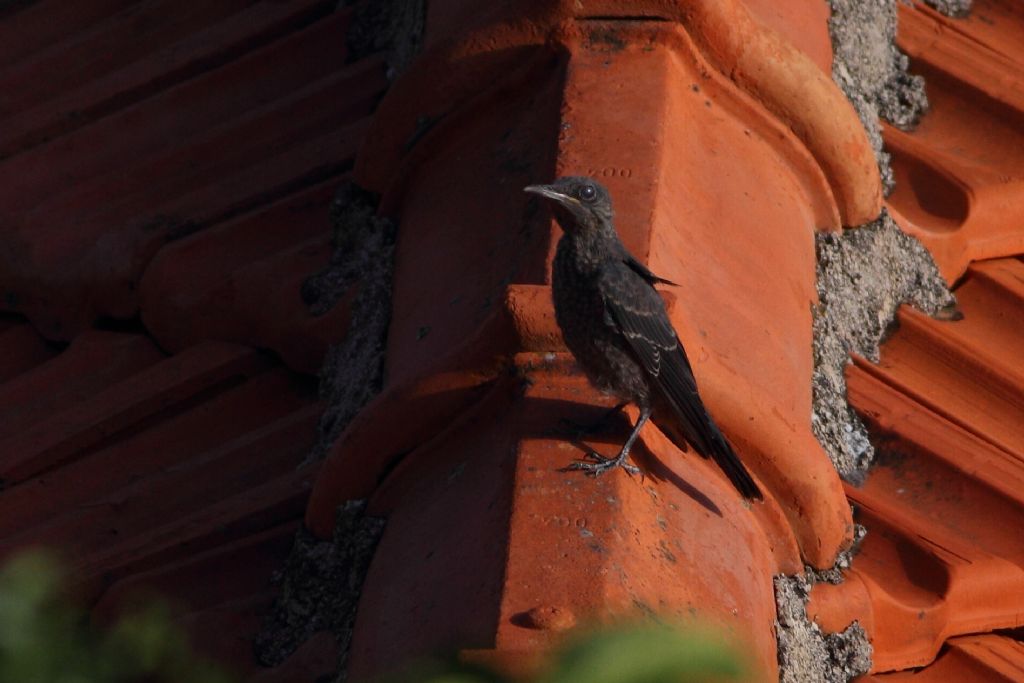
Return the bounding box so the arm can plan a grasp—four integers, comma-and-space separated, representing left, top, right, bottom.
254, 500, 386, 682
344, 0, 425, 79
812, 210, 954, 481
302, 182, 396, 464
775, 574, 872, 683
807, 523, 867, 586
923, 0, 972, 18
776, 523, 868, 680
828, 0, 929, 194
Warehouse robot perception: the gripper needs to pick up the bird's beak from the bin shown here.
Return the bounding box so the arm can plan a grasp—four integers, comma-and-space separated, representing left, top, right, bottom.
524, 184, 578, 206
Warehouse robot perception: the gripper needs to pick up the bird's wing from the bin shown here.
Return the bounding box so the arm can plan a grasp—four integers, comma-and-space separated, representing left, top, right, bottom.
598, 260, 763, 500
623, 253, 679, 286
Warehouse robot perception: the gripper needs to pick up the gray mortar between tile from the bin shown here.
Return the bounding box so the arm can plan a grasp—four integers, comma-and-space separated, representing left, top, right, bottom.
254, 501, 386, 682
818, 0, 960, 491
256, 181, 396, 682
342, 0, 425, 80
301, 182, 397, 466
811, 211, 955, 482
776, 1, 966, 680
775, 574, 873, 683
923, 0, 972, 18
256, 2, 425, 677
828, 0, 929, 195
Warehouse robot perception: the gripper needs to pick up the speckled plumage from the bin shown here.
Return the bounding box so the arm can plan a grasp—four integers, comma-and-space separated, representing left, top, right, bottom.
527, 176, 762, 500
553, 231, 653, 407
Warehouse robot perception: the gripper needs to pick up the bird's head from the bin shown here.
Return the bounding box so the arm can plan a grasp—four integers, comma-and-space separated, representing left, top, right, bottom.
524, 176, 613, 235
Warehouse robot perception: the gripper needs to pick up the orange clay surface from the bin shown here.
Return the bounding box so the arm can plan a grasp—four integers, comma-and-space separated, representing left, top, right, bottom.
807, 257, 1024, 674
311, 0, 867, 678
309, 0, 1024, 678
0, 3, 371, 680
0, 0, 1021, 681
886, 2, 1024, 282
802, 1, 1024, 675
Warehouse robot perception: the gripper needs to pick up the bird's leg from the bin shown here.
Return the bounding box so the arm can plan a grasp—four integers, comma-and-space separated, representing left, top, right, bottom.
560, 402, 628, 438
570, 405, 651, 476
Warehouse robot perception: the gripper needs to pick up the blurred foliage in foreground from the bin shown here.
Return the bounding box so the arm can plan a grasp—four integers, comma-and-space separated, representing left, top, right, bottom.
0, 550, 749, 683
379, 623, 752, 683
0, 550, 234, 683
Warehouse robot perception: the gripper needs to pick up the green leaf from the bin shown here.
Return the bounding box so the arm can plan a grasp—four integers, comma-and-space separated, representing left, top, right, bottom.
540, 625, 748, 683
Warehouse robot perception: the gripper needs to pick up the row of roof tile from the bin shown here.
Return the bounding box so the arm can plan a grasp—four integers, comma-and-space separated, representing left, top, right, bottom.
0, 2, 383, 679
1, 0, 1022, 680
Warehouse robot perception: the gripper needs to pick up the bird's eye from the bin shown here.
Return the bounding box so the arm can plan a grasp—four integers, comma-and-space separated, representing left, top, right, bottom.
578, 184, 597, 202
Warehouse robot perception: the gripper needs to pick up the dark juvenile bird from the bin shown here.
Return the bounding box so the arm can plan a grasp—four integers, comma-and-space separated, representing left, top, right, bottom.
524, 176, 763, 500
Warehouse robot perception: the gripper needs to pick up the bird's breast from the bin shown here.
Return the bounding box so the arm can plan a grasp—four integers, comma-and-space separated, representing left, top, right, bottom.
552, 244, 650, 405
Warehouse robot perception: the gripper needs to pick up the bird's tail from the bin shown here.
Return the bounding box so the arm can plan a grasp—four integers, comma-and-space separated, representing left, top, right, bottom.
707, 434, 763, 501
653, 414, 763, 501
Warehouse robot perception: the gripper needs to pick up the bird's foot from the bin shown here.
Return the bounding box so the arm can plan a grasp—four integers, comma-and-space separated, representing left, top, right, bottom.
567, 449, 640, 477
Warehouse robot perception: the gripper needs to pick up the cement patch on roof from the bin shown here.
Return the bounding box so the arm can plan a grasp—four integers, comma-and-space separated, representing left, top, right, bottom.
255, 500, 385, 681
923, 0, 972, 18
302, 182, 397, 465
344, 0, 425, 80
828, 0, 929, 195
778, 3, 960, 679
775, 574, 872, 683
812, 211, 955, 481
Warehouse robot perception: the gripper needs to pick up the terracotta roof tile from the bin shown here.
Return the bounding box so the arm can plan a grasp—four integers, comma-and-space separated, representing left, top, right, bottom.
1, 0, 1022, 679
869, 634, 1024, 681
313, 1, 1024, 679
0, 318, 56, 383
886, 1, 1024, 280
0, 326, 323, 676
0, 0, 139, 66
0, 0, 338, 158
0, 8, 354, 203
139, 180, 349, 374
800, 11, 1024, 672
806, 256, 1024, 673
0, 8, 382, 341
0, 2, 379, 677
0, 330, 164, 441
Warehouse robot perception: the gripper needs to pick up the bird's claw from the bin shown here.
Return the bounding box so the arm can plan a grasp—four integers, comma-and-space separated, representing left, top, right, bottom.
567, 450, 640, 477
